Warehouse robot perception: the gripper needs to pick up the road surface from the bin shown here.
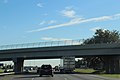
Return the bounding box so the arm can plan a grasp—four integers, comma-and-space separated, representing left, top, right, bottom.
0, 74, 119, 80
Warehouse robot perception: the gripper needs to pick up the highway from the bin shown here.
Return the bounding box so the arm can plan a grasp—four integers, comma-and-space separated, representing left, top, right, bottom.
0, 74, 119, 80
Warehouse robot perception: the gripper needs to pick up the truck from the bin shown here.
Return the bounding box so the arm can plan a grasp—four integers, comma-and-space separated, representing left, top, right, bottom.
59, 56, 75, 73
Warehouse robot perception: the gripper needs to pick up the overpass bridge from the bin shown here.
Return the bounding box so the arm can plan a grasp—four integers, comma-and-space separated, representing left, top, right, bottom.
0, 40, 120, 74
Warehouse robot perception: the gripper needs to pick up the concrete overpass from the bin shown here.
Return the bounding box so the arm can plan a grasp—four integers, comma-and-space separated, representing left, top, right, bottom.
0, 40, 120, 74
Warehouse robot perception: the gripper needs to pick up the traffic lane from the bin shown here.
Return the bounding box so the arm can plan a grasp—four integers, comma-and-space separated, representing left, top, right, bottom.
6, 74, 80, 80
15, 76, 52, 80
57, 74, 116, 80
0, 74, 82, 80
67, 74, 118, 80
0, 74, 58, 80
13, 74, 65, 80
0, 74, 119, 80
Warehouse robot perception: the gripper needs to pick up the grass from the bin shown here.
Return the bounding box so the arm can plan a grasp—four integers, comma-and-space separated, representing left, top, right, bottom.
74, 68, 120, 78
74, 68, 97, 74
0, 69, 4, 73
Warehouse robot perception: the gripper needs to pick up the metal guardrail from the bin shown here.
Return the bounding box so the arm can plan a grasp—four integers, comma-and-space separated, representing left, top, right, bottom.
0, 40, 84, 50
0, 39, 119, 50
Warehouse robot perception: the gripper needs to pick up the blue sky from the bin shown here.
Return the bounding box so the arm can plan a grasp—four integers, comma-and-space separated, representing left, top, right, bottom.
0, 0, 120, 66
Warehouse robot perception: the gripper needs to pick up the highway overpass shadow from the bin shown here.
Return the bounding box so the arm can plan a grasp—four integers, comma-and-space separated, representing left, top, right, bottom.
14, 74, 53, 79
14, 75, 39, 79
53, 70, 104, 74
15, 70, 104, 75
20, 71, 77, 74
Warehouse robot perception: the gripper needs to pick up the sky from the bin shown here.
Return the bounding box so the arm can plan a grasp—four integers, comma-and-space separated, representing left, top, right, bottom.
0, 0, 120, 67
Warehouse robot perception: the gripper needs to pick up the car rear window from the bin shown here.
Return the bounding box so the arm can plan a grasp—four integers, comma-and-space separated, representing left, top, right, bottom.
41, 65, 52, 69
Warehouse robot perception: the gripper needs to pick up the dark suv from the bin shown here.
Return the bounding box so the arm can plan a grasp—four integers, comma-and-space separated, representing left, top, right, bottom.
39, 64, 53, 77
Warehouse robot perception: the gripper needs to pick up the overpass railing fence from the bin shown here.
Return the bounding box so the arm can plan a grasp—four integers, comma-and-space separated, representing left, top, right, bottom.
0, 39, 84, 50
0, 39, 119, 50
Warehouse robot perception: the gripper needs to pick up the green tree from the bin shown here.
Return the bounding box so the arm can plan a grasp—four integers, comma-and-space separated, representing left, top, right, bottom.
84, 29, 120, 44
83, 29, 120, 69
75, 59, 87, 68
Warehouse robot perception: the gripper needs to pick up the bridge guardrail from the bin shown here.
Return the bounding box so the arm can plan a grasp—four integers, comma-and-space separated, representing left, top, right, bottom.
0, 39, 119, 50
0, 40, 84, 50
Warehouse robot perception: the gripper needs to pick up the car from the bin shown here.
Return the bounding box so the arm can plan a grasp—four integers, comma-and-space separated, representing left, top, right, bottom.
37, 67, 40, 73
24, 68, 30, 73
39, 64, 53, 77
4, 69, 10, 73
54, 66, 59, 71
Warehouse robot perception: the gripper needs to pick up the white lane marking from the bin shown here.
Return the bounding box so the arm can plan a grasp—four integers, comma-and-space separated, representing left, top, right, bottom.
32, 78, 34, 80
64, 78, 68, 80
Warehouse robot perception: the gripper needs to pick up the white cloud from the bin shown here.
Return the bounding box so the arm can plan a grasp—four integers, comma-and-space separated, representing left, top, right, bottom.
37, 3, 43, 8
90, 27, 107, 32
27, 13, 120, 33
114, 13, 120, 17
48, 20, 57, 24
113, 13, 120, 20
61, 7, 76, 18
90, 27, 101, 32
39, 20, 57, 25
41, 37, 72, 41
92, 16, 113, 22
39, 21, 46, 25
62, 10, 76, 18
41, 37, 83, 45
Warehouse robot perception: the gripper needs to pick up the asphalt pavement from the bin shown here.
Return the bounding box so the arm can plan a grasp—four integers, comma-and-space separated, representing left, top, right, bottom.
0, 73, 119, 80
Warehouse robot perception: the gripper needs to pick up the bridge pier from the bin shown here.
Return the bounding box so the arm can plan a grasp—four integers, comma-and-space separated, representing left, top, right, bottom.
114, 56, 120, 73
104, 56, 120, 74
13, 58, 24, 74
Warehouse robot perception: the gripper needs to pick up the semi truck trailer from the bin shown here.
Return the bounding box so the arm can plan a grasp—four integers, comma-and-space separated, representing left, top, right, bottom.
60, 56, 75, 73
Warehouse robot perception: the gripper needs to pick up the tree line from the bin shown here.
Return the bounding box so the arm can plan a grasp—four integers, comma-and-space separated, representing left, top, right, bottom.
75, 29, 120, 70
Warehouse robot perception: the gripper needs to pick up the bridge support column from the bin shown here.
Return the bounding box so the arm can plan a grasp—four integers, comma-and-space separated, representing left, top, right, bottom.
109, 57, 115, 73
104, 56, 120, 74
114, 56, 120, 73
104, 57, 110, 73
13, 58, 24, 74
